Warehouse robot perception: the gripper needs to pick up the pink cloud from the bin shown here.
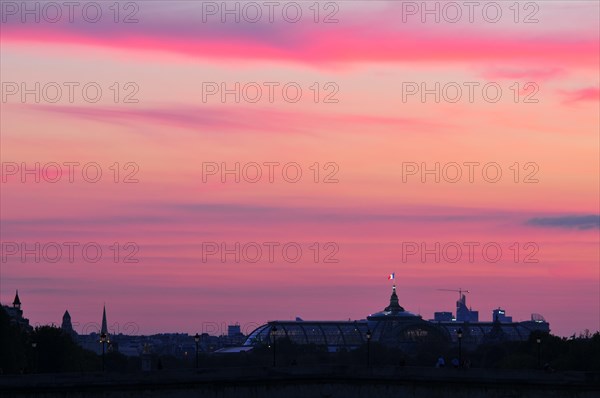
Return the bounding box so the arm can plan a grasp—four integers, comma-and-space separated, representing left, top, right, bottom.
16, 104, 448, 135
481, 67, 565, 81
2, 8, 598, 69
559, 87, 600, 104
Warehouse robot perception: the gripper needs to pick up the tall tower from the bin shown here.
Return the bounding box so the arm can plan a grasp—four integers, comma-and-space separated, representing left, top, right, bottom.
12, 290, 21, 310
3, 290, 31, 330
101, 305, 108, 335
456, 293, 478, 322
61, 310, 76, 337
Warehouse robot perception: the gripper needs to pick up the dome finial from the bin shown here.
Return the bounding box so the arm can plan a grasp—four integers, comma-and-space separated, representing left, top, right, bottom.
385, 284, 404, 313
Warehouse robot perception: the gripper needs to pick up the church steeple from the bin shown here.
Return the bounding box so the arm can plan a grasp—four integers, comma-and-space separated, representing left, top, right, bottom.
13, 290, 21, 310
384, 284, 405, 313
101, 305, 108, 335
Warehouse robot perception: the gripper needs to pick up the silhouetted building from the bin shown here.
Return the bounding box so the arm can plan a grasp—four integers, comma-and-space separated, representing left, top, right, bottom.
225, 324, 245, 345
1, 290, 32, 331
493, 308, 512, 323
433, 312, 453, 321
456, 294, 479, 322
244, 285, 550, 352
245, 285, 448, 352
228, 324, 241, 336
61, 310, 77, 338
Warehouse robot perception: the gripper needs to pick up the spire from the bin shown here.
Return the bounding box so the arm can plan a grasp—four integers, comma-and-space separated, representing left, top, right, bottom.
384, 284, 405, 313
101, 305, 108, 335
13, 290, 21, 309
62, 310, 75, 336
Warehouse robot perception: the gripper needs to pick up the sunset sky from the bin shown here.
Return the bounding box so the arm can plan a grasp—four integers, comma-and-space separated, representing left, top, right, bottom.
1, 1, 598, 337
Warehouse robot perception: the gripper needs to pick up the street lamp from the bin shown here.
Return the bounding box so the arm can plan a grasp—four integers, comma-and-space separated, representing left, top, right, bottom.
271, 325, 278, 367
366, 329, 372, 368
100, 333, 107, 372
457, 328, 463, 367
194, 333, 200, 369
536, 338, 541, 368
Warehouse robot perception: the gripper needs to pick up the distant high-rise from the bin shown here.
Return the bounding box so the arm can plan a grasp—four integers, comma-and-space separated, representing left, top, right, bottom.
493, 308, 513, 323
228, 324, 241, 337
455, 294, 479, 322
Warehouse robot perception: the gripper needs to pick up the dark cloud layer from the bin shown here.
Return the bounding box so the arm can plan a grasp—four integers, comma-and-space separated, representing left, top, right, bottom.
527, 215, 600, 230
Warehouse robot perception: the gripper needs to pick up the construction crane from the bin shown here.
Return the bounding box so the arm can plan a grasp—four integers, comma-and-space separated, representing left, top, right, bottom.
438, 288, 470, 300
